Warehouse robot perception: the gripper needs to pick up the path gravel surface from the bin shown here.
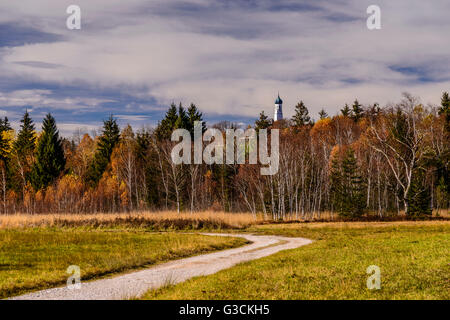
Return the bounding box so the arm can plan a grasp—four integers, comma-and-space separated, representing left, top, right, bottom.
10, 233, 312, 300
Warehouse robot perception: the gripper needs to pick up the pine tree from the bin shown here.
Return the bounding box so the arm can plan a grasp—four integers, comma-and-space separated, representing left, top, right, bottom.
351, 99, 363, 122
318, 108, 329, 120
31, 113, 66, 190
255, 111, 271, 131
341, 104, 351, 117
87, 115, 120, 185
291, 101, 311, 126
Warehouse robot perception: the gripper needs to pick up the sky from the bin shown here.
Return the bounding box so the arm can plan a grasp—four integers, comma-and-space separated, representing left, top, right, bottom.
0, 0, 449, 136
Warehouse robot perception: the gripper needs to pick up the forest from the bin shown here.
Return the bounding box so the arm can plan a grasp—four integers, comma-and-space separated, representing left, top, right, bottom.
0, 92, 448, 219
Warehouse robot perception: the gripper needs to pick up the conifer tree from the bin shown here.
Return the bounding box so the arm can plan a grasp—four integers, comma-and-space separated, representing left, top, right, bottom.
330, 154, 343, 213
291, 101, 311, 126
87, 115, 120, 185
12, 111, 36, 189
174, 103, 190, 130
341, 147, 365, 217
351, 99, 363, 122
318, 108, 328, 120
330, 147, 365, 217
187, 103, 205, 136
14, 111, 36, 155
406, 173, 432, 217
155, 103, 178, 140
255, 111, 271, 131
341, 104, 351, 117
439, 91, 450, 133
31, 113, 66, 190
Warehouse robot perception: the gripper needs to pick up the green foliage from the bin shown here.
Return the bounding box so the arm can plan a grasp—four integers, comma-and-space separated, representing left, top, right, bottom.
439, 91, 450, 133
174, 103, 190, 130
291, 101, 311, 126
318, 108, 328, 120
341, 104, 351, 117
255, 111, 271, 131
187, 103, 206, 136
156, 103, 204, 140
330, 147, 365, 217
406, 173, 432, 217
155, 103, 178, 140
30, 114, 66, 190
87, 115, 120, 186
13, 111, 36, 156
351, 99, 363, 122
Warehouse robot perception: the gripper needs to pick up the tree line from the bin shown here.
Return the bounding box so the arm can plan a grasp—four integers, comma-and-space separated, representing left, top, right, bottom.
0, 93, 448, 218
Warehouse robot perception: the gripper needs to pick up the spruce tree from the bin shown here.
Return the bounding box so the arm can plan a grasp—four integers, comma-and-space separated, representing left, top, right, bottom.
330, 147, 365, 218
155, 103, 178, 140
291, 101, 311, 126
30, 113, 66, 190
255, 111, 271, 131
341, 148, 365, 217
14, 111, 36, 155
87, 115, 120, 185
351, 99, 363, 122
318, 108, 329, 120
187, 103, 205, 136
341, 104, 351, 117
174, 103, 190, 130
330, 154, 343, 213
13, 111, 36, 188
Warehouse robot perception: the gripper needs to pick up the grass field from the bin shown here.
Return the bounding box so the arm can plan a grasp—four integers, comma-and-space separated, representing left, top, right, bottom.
0, 228, 248, 299
142, 221, 450, 300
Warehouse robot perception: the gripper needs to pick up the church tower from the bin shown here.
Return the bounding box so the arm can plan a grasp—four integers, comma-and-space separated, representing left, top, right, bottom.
274, 93, 283, 121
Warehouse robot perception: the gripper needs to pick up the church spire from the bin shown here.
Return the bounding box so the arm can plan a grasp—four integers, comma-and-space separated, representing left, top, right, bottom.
274, 93, 283, 121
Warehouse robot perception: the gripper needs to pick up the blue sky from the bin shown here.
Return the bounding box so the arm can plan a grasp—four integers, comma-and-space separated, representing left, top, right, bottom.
0, 0, 449, 136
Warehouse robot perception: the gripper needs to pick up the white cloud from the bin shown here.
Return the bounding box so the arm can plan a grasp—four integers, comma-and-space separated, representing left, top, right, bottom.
0, 0, 449, 120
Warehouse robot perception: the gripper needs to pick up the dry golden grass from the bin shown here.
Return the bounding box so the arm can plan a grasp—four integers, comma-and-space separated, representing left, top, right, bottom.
0, 211, 261, 230
258, 220, 450, 229
1, 209, 447, 230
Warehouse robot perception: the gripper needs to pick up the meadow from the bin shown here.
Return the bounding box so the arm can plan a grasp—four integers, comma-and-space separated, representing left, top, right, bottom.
0, 227, 248, 299
142, 220, 450, 300
1, 212, 448, 300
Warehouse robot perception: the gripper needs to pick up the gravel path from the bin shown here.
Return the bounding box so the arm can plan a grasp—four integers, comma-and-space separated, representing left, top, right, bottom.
10, 233, 312, 300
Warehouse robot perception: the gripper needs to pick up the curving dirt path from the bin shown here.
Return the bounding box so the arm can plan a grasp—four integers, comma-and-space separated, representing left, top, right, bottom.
10, 233, 312, 300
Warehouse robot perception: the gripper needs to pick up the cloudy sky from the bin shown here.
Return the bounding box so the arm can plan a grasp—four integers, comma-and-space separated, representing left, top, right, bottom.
1, 0, 449, 136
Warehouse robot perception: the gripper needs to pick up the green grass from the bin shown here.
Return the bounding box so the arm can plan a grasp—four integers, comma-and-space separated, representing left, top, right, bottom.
0, 228, 248, 299
142, 222, 450, 300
